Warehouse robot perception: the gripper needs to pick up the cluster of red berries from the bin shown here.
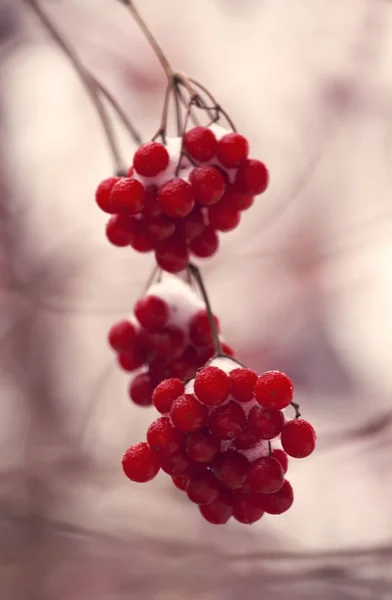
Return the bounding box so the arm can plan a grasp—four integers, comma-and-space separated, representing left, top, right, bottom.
108, 275, 232, 406
122, 362, 316, 525
95, 125, 269, 272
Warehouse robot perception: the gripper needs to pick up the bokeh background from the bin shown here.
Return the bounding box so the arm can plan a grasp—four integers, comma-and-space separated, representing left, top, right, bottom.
1, 0, 392, 598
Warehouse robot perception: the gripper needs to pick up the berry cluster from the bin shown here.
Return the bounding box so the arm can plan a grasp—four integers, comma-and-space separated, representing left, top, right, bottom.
122, 360, 316, 525
95, 124, 269, 272
108, 275, 233, 406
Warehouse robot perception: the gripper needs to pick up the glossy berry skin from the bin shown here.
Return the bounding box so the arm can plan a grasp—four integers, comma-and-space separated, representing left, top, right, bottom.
248, 406, 285, 440
152, 378, 184, 414
185, 430, 220, 463
229, 368, 257, 403
212, 450, 249, 489
281, 419, 316, 458
129, 372, 155, 406
147, 417, 185, 456
117, 346, 145, 372
126, 218, 155, 252
208, 401, 247, 440
224, 186, 254, 211
190, 227, 219, 258
199, 489, 233, 524
189, 310, 220, 348
105, 216, 131, 246
216, 132, 249, 168
159, 452, 191, 476
247, 456, 284, 494
207, 202, 241, 232
184, 126, 217, 162
170, 394, 208, 432
95, 176, 121, 213
189, 165, 226, 206
172, 473, 190, 491
110, 178, 145, 214
158, 179, 194, 218
235, 159, 269, 195
122, 442, 160, 483
271, 449, 289, 473
134, 295, 169, 332
254, 371, 294, 410
186, 470, 221, 505
232, 492, 265, 524
194, 366, 231, 406
258, 479, 294, 514
142, 185, 161, 217
108, 320, 136, 352
155, 236, 189, 273
175, 207, 205, 242
133, 141, 169, 177
233, 427, 261, 450
146, 215, 175, 242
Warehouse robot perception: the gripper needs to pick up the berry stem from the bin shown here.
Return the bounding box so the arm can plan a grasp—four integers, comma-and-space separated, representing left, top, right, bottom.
291, 402, 301, 418
188, 263, 223, 356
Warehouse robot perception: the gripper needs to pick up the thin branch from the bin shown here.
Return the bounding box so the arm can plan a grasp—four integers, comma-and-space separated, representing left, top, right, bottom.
188, 263, 223, 356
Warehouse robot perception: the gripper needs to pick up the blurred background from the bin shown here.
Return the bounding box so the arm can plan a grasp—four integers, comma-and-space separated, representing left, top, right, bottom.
1, 0, 392, 598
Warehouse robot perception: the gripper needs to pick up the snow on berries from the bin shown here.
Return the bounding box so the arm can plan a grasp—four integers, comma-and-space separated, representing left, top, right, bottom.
122, 356, 316, 526
95, 124, 269, 272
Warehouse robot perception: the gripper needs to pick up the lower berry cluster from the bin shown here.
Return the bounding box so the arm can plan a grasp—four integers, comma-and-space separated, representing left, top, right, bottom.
122, 361, 316, 525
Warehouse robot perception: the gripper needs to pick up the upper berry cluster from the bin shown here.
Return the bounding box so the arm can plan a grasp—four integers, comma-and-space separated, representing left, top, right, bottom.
95, 124, 269, 272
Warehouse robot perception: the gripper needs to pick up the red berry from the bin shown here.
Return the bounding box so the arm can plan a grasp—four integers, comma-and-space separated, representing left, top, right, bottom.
109, 178, 145, 214
134, 295, 169, 332
190, 227, 219, 258
247, 456, 284, 494
248, 406, 285, 440
254, 371, 294, 410
189, 165, 226, 206
258, 479, 294, 514
147, 417, 185, 456
224, 186, 254, 211
145, 215, 175, 242
155, 236, 189, 273
221, 342, 235, 356
105, 215, 131, 246
232, 492, 265, 524
142, 185, 162, 217
189, 310, 220, 348
233, 427, 261, 450
216, 132, 249, 168
281, 418, 316, 458
159, 452, 191, 476
175, 206, 205, 242
117, 346, 145, 372
170, 394, 208, 432
108, 320, 136, 352
133, 141, 169, 177
126, 217, 155, 252
95, 176, 121, 213
122, 442, 160, 483
158, 179, 194, 218
152, 378, 184, 414
186, 469, 221, 505
208, 401, 246, 440
172, 474, 190, 491
271, 449, 289, 473
194, 366, 231, 406
235, 159, 269, 195
207, 202, 240, 232
199, 489, 233, 524
170, 346, 201, 380
184, 126, 217, 161
185, 430, 220, 463
229, 368, 257, 403
129, 372, 155, 406
212, 450, 249, 489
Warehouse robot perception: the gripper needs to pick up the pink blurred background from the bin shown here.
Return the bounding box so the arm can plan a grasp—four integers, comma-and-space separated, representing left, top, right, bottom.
1, 0, 392, 598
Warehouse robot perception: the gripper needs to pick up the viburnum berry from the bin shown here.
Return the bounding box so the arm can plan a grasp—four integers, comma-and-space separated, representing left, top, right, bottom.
186, 469, 221, 505
155, 236, 189, 273
170, 346, 202, 381
280, 418, 316, 458
142, 185, 162, 217
229, 368, 257, 403
117, 345, 145, 372
170, 393, 208, 432
105, 215, 131, 246
258, 479, 294, 514
185, 430, 220, 463
145, 215, 176, 242
233, 427, 261, 450
199, 489, 233, 524
248, 406, 285, 440
194, 366, 231, 406
108, 320, 136, 352
208, 401, 247, 440
134, 295, 169, 332
254, 371, 294, 410
207, 202, 241, 232
190, 311, 220, 348
216, 132, 249, 168
152, 378, 184, 414
247, 456, 284, 494
189, 165, 226, 206
235, 159, 269, 195
189, 227, 219, 258
95, 176, 122, 214
126, 218, 155, 252
184, 126, 217, 162
212, 450, 249, 489
232, 492, 265, 524
172, 473, 190, 491
133, 141, 169, 177
271, 449, 289, 473
158, 179, 194, 218
109, 178, 145, 214
129, 372, 155, 406
221, 342, 235, 356
159, 451, 191, 476
224, 187, 254, 211
146, 417, 185, 456
175, 206, 205, 242
122, 442, 160, 483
